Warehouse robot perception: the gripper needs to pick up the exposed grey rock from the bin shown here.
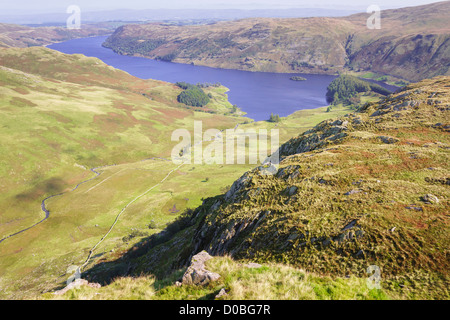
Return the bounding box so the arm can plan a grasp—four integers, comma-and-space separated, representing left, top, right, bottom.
278, 118, 350, 158
328, 132, 347, 141
342, 219, 358, 231
370, 109, 389, 117
331, 119, 349, 127
405, 206, 423, 211
259, 163, 278, 176
333, 228, 364, 244
355, 250, 365, 258
225, 172, 250, 201
352, 117, 362, 125
215, 288, 228, 299
288, 170, 301, 180
182, 251, 220, 286
432, 123, 450, 132
402, 100, 412, 107
53, 278, 101, 295
276, 165, 293, 179
287, 233, 300, 241
393, 103, 408, 111
422, 194, 439, 204
344, 189, 361, 196
284, 186, 298, 196
377, 136, 399, 144
210, 200, 222, 211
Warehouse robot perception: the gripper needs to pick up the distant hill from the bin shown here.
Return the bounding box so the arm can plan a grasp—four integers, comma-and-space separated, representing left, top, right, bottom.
0, 46, 244, 298
103, 1, 450, 82
0, 23, 111, 48
0, 8, 361, 25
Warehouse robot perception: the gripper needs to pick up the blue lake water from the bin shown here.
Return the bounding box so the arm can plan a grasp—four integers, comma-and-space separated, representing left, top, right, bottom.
48, 36, 397, 121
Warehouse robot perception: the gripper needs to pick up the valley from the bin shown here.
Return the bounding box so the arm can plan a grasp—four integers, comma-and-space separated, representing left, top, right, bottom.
0, 44, 353, 299
0, 1, 448, 302
60, 76, 450, 300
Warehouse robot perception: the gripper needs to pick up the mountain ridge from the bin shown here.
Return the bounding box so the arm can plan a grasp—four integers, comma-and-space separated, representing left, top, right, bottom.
0, 22, 111, 48
102, 1, 450, 82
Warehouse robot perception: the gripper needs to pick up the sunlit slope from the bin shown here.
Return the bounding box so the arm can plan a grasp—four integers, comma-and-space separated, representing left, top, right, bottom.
0, 47, 241, 248
194, 77, 450, 298
0, 156, 257, 299
0, 46, 375, 299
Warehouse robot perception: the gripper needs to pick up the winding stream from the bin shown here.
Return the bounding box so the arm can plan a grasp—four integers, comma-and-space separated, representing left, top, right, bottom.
0, 166, 114, 244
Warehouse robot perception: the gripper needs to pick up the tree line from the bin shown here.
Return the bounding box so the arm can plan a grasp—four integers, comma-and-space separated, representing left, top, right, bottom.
326, 75, 391, 106
175, 82, 211, 107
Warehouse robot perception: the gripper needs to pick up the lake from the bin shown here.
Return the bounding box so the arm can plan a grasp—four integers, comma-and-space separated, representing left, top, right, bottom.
48, 36, 397, 121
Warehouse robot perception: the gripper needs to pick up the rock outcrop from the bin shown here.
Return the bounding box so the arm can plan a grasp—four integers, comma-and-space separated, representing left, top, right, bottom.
110, 77, 449, 300
179, 77, 450, 286
181, 251, 220, 286
53, 278, 101, 295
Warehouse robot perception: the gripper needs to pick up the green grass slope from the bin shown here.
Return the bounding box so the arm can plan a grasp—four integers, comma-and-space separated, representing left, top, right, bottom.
83, 76, 449, 300
0, 46, 247, 298
0, 46, 355, 299
45, 255, 390, 300
0, 47, 240, 237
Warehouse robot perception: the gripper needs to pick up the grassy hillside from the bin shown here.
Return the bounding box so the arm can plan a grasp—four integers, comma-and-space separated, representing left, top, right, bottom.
74, 76, 449, 300
0, 46, 247, 298
0, 46, 355, 299
103, 1, 450, 82
45, 255, 390, 300
1, 5, 448, 301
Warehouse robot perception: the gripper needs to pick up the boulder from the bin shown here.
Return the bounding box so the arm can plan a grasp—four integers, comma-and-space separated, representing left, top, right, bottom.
344, 189, 361, 196
53, 278, 101, 295
422, 194, 439, 204
283, 186, 298, 196
182, 251, 220, 286
215, 288, 228, 299
405, 206, 423, 211
377, 136, 399, 144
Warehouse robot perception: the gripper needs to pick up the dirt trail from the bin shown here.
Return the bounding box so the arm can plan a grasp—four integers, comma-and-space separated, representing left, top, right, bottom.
1, 125, 241, 281
0, 159, 169, 244
80, 160, 186, 271
77, 125, 240, 272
